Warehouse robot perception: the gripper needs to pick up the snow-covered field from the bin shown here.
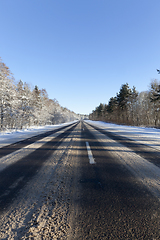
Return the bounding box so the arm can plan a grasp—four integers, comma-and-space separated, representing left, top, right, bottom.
86, 120, 160, 152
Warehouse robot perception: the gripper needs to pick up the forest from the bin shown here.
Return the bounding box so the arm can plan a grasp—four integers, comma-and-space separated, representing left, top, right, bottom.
89, 80, 160, 127
0, 58, 78, 131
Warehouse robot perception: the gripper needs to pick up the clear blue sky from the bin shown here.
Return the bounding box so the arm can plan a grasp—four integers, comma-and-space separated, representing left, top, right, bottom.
1, 0, 160, 114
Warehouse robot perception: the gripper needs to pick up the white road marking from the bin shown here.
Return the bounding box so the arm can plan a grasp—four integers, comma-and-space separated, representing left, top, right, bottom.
86, 142, 96, 164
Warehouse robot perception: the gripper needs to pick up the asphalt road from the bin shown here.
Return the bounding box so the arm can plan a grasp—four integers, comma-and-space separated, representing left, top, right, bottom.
72, 121, 160, 239
1, 120, 160, 239
0, 122, 78, 211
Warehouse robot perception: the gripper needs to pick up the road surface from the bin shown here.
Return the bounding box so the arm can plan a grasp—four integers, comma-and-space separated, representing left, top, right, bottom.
0, 121, 160, 239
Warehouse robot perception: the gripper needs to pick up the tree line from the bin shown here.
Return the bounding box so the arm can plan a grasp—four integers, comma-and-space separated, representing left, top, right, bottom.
89, 80, 160, 127
0, 57, 78, 131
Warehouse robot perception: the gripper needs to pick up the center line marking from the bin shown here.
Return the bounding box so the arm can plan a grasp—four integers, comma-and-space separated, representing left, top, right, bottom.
86, 142, 96, 164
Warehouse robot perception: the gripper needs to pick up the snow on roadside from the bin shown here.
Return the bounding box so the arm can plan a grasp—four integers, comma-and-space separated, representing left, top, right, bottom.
86, 120, 160, 151
0, 121, 77, 149
0, 124, 76, 173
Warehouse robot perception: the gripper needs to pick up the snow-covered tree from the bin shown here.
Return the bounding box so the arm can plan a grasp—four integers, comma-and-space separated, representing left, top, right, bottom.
149, 79, 160, 126
0, 58, 15, 130
0, 57, 79, 132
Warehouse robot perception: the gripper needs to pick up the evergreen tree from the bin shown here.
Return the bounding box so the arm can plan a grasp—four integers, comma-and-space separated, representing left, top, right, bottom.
96, 103, 104, 117
129, 86, 138, 125
107, 97, 117, 113
117, 83, 131, 110
150, 79, 160, 126
117, 83, 132, 123
32, 85, 42, 125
